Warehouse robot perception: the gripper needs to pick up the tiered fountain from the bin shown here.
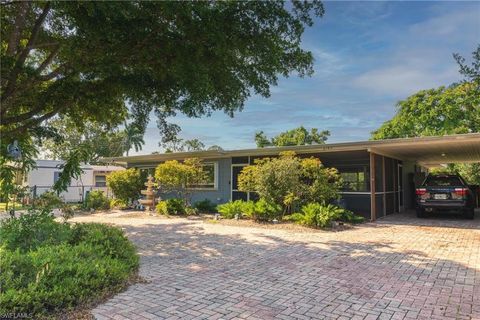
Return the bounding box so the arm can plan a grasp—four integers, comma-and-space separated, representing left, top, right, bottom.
139, 175, 156, 212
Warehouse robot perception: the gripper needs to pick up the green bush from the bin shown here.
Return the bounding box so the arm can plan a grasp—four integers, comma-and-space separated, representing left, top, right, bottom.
155, 198, 185, 215
217, 199, 282, 221
35, 191, 63, 209
240, 201, 256, 219
194, 199, 217, 213
217, 200, 244, 219
110, 198, 129, 209
0, 209, 71, 252
0, 211, 139, 316
287, 203, 343, 228
85, 190, 110, 210
106, 169, 144, 203
339, 209, 365, 224
251, 198, 282, 221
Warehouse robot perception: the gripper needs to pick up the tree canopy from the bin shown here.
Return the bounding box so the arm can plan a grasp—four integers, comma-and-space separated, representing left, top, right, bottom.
40, 117, 126, 162
371, 82, 479, 139
255, 126, 330, 147
2, 1, 324, 137
372, 46, 479, 140
0, 1, 324, 193
371, 46, 480, 184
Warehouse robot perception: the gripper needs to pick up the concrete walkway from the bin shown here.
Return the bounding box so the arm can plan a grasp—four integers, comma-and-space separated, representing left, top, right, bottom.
71, 211, 480, 320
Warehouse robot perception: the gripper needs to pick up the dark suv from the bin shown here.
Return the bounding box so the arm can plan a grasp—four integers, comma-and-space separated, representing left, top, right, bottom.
416, 174, 475, 219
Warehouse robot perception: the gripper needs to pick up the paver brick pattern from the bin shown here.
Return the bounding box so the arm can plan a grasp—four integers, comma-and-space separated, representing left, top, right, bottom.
71, 211, 480, 320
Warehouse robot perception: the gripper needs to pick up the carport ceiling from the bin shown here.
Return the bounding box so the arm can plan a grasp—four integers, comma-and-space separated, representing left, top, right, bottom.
368, 133, 480, 167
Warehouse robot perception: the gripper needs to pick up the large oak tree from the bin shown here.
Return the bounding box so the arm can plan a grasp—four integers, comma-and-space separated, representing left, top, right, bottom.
0, 1, 324, 192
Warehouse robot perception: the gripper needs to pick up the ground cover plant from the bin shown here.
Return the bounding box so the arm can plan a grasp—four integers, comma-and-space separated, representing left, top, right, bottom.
0, 209, 139, 317
194, 199, 217, 213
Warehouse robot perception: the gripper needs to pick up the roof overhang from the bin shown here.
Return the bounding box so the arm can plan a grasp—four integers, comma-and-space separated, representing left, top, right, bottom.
102, 133, 480, 168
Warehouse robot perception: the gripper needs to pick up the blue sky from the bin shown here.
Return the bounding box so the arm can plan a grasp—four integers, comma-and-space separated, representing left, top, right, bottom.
138, 1, 480, 154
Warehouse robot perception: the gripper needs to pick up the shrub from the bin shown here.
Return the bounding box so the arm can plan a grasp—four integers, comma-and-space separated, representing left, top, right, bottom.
155, 198, 185, 215
287, 203, 343, 228
339, 210, 365, 224
217, 199, 282, 221
0, 212, 139, 316
194, 199, 217, 213
251, 198, 282, 221
185, 206, 199, 216
238, 152, 342, 213
110, 198, 129, 209
35, 191, 63, 209
217, 200, 244, 219
240, 201, 256, 219
85, 190, 109, 210
0, 209, 71, 252
106, 169, 144, 203
155, 158, 208, 205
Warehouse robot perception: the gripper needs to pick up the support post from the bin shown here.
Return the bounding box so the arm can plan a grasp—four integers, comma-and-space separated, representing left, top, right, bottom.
383, 156, 386, 217
370, 152, 376, 221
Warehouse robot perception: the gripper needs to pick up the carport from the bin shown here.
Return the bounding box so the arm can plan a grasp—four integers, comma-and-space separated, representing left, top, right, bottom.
366, 133, 480, 220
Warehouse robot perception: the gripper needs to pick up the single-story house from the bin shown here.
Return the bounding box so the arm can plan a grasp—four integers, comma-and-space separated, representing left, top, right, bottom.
104, 133, 480, 220
24, 160, 124, 202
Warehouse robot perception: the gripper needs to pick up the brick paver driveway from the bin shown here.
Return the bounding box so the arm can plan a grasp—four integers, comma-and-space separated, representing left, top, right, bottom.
72, 211, 480, 320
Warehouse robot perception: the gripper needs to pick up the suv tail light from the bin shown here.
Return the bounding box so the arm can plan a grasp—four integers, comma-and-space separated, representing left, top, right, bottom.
455, 188, 468, 197
416, 188, 427, 195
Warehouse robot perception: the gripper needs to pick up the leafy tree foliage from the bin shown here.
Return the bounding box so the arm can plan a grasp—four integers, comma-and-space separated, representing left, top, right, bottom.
123, 122, 145, 156
372, 46, 480, 184
255, 126, 330, 147
161, 138, 222, 153
106, 169, 144, 203
238, 152, 341, 213
371, 83, 479, 139
1, 1, 323, 193
41, 117, 125, 162
155, 158, 207, 205
207, 145, 224, 151
183, 139, 205, 152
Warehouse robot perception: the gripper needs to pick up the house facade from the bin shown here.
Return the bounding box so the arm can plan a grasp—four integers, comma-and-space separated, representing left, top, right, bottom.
105, 133, 480, 220
24, 160, 124, 202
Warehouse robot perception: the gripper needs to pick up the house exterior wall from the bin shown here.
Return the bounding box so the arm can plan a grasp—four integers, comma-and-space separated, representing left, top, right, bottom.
129, 150, 406, 220
158, 158, 232, 205
26, 160, 123, 202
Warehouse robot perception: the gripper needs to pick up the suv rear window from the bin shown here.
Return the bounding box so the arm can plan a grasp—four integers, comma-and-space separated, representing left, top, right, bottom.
424, 176, 463, 187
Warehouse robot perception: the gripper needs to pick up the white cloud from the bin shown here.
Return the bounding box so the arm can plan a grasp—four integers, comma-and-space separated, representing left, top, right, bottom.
352, 64, 459, 97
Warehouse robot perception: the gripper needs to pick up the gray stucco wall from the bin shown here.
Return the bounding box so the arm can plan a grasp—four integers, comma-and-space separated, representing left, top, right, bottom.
160, 158, 232, 205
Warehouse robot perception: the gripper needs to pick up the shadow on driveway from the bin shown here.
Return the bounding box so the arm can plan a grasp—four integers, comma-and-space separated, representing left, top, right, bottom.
92, 217, 479, 320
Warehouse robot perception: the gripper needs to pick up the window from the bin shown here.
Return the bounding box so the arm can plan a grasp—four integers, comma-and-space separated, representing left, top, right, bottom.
424, 176, 463, 187
95, 175, 107, 187
54, 171, 62, 183
188, 162, 217, 190
339, 167, 369, 192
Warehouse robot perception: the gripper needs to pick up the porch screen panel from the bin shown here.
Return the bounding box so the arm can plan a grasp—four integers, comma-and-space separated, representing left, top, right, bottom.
232, 191, 248, 201
232, 166, 244, 190
374, 154, 384, 192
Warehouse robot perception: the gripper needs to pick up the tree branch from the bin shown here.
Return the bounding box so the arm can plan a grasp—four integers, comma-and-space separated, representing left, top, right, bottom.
1, 106, 63, 137
36, 45, 60, 75
6, 2, 30, 56
2, 2, 51, 103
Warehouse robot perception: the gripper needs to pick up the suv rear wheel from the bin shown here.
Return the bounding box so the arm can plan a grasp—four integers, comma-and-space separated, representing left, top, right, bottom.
416, 208, 425, 218
464, 207, 474, 220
